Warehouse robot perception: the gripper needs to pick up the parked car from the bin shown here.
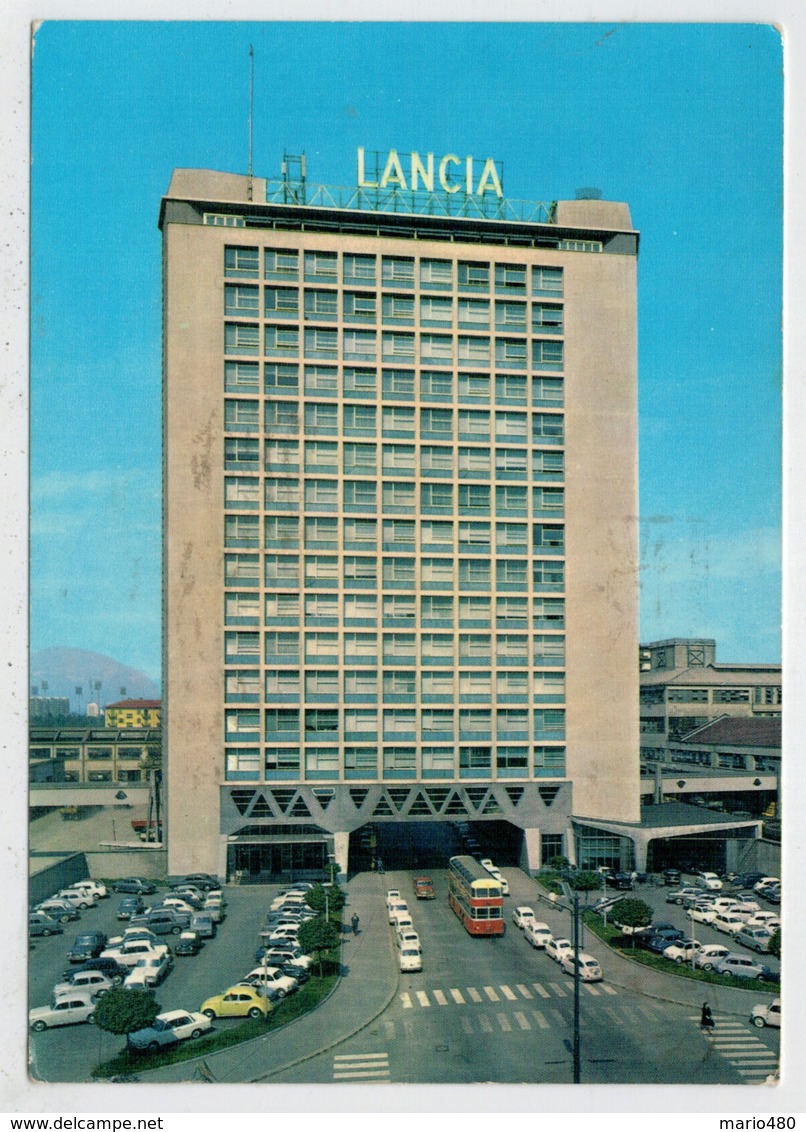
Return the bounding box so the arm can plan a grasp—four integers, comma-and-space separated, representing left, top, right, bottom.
106, 927, 161, 949
385, 890, 402, 907
255, 945, 313, 969
559, 952, 603, 981
57, 888, 98, 911
189, 912, 216, 939
113, 877, 157, 895
745, 912, 781, 931
762, 885, 781, 905
201, 986, 272, 1019
35, 899, 80, 924
524, 921, 553, 949
239, 966, 298, 998
53, 970, 114, 998
663, 868, 681, 886
123, 953, 172, 988
605, 872, 633, 891
71, 880, 109, 900
662, 938, 702, 964
129, 1009, 212, 1053
485, 867, 510, 895
388, 901, 409, 924
712, 953, 776, 981
736, 926, 775, 953
413, 876, 435, 900
694, 943, 731, 971
116, 896, 146, 921
399, 947, 423, 972
67, 931, 109, 962
100, 939, 171, 969
753, 877, 780, 893
129, 908, 190, 935
545, 937, 574, 962
29, 913, 63, 938
687, 905, 718, 925
29, 991, 98, 1031
665, 887, 702, 906
695, 871, 723, 891
712, 913, 746, 935
641, 934, 680, 955
175, 874, 220, 891
751, 999, 781, 1029
173, 931, 204, 957
512, 906, 536, 929
63, 957, 128, 984
154, 897, 196, 916
638, 922, 683, 941
397, 928, 422, 951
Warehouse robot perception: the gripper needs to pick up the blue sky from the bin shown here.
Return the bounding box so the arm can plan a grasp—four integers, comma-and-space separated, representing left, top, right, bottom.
29, 21, 783, 680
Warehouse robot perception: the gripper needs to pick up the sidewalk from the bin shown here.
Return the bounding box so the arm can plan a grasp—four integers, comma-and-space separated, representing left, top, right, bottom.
140, 870, 399, 1083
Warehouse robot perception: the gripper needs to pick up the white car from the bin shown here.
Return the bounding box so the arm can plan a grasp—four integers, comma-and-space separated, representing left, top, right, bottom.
397, 929, 421, 951
107, 927, 160, 948
694, 943, 731, 971
30, 992, 98, 1031
385, 890, 402, 907
388, 901, 409, 924
72, 880, 109, 900
240, 966, 298, 998
512, 906, 536, 929
124, 953, 172, 988
524, 921, 553, 949
745, 912, 780, 931
686, 905, 717, 925
696, 872, 723, 891
662, 938, 702, 964
57, 888, 98, 911
559, 952, 602, 982
160, 897, 196, 915
399, 947, 422, 972
546, 937, 573, 962
270, 893, 307, 911
53, 971, 114, 998
391, 913, 414, 933
486, 867, 510, 896
101, 940, 171, 969
712, 912, 746, 935
751, 999, 781, 1028
753, 877, 780, 893
264, 925, 301, 944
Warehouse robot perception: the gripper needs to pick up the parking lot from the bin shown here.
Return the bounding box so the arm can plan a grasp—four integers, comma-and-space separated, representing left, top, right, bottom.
28, 882, 316, 1082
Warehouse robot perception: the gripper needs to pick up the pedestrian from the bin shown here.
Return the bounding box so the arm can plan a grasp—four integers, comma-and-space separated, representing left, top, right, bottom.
377, 857, 385, 875
700, 1002, 715, 1034
351, 913, 360, 935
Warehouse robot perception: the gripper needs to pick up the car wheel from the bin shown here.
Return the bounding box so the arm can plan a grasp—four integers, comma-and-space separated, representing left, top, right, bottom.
753, 1015, 766, 1027
191, 1028, 203, 1039
275, 989, 286, 1000
674, 956, 684, 965
111, 975, 123, 986
86, 1014, 96, 1025
756, 973, 768, 981
32, 1020, 47, 1032
203, 1009, 216, 1019
248, 1007, 263, 1019
59, 915, 70, 924
147, 1041, 160, 1054
41, 928, 52, 937
702, 963, 713, 971
172, 926, 181, 935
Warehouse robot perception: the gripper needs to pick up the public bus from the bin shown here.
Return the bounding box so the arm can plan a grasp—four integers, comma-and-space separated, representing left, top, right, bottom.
448, 855, 505, 936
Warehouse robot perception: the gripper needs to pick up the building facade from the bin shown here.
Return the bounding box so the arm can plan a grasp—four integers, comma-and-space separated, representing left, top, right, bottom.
161, 160, 641, 879
104, 699, 162, 729
29, 727, 162, 783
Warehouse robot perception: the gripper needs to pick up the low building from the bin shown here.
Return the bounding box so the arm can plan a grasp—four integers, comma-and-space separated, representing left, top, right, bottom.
28, 727, 162, 783
104, 700, 162, 729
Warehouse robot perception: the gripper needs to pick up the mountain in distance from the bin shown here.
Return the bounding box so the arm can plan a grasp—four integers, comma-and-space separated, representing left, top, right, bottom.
30, 647, 160, 711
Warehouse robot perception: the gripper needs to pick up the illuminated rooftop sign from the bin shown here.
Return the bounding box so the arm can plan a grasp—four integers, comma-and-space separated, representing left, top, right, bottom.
357, 147, 504, 199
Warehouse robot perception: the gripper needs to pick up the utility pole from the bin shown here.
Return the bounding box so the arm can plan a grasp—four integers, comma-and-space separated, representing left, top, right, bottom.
560, 881, 582, 1084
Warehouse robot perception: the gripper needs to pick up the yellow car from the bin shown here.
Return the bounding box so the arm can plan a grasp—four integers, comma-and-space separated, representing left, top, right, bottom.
200, 986, 272, 1020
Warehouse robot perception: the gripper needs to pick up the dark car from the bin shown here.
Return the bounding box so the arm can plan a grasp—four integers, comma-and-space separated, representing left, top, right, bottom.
116, 896, 146, 920
663, 869, 682, 886
736, 873, 767, 889
175, 873, 220, 892
173, 934, 204, 956
605, 872, 633, 890
29, 913, 63, 938
130, 908, 190, 935
281, 963, 310, 985
67, 931, 108, 962
642, 934, 679, 954
63, 957, 128, 984
113, 877, 157, 895
169, 888, 205, 908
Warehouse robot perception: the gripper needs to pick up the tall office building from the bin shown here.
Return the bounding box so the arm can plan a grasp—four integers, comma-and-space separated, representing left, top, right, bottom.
160, 156, 640, 879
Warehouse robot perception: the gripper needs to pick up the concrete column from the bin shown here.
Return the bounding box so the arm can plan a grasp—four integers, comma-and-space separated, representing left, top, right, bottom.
565, 826, 577, 867
632, 836, 649, 872
218, 835, 229, 883
520, 827, 542, 874
332, 831, 350, 879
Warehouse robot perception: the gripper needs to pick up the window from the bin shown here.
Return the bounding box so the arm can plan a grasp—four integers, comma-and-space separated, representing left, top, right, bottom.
459, 709, 492, 734
458, 372, 490, 401
384, 634, 417, 658
420, 297, 453, 325
421, 407, 453, 435
225, 667, 260, 695
343, 483, 377, 511
420, 371, 453, 399
459, 558, 490, 586
457, 336, 490, 364
382, 368, 416, 397
344, 709, 378, 736
304, 479, 339, 508
383, 594, 416, 621
225, 245, 259, 277
226, 631, 260, 659
421, 595, 454, 622
343, 253, 376, 283
421, 558, 454, 584
496, 634, 528, 659
384, 710, 417, 736
420, 258, 453, 287
264, 400, 298, 430
304, 251, 338, 279
534, 449, 565, 478
383, 557, 416, 584
305, 709, 339, 735
532, 265, 563, 295
304, 365, 338, 393
226, 553, 261, 583
265, 632, 300, 660
265, 439, 298, 469
265, 248, 299, 277
458, 299, 489, 328
384, 670, 416, 695
533, 524, 565, 551
496, 597, 528, 625
264, 555, 298, 583
383, 444, 416, 472
459, 670, 491, 696
421, 709, 455, 734
495, 301, 527, 331
343, 519, 377, 549
345, 670, 378, 695
533, 560, 564, 589
265, 325, 299, 355
421, 520, 453, 546
533, 634, 566, 664
304, 402, 338, 434
532, 303, 564, 332
495, 338, 527, 367
497, 746, 528, 770
264, 363, 298, 392
382, 518, 415, 546
496, 484, 528, 512
712, 688, 751, 704
534, 671, 565, 699
495, 374, 528, 403
343, 443, 377, 474
421, 334, 453, 363
225, 323, 259, 355
534, 598, 565, 626
344, 594, 377, 621
497, 708, 529, 734
495, 448, 527, 475
343, 367, 377, 395
458, 486, 490, 514
343, 404, 377, 435
383, 747, 417, 772
225, 361, 260, 393
264, 287, 298, 317
382, 481, 416, 510
225, 514, 259, 547
533, 340, 564, 369
497, 670, 528, 697
495, 263, 526, 293
535, 487, 564, 513
305, 670, 340, 696
344, 329, 377, 360
421, 634, 454, 659
382, 332, 415, 360
225, 477, 260, 506
225, 284, 260, 315
305, 632, 339, 659
421, 671, 455, 697
458, 448, 491, 476
304, 555, 339, 582
382, 256, 415, 286
459, 595, 491, 624
533, 414, 564, 442
304, 327, 338, 358
226, 709, 261, 736
304, 516, 338, 546
304, 289, 338, 319
382, 294, 415, 323
305, 594, 338, 621
421, 446, 455, 474
344, 556, 377, 584
264, 747, 301, 773
305, 441, 338, 470
535, 709, 565, 738
421, 482, 453, 509
305, 747, 339, 773
344, 746, 378, 772
496, 523, 528, 551
264, 478, 299, 506
382, 406, 415, 435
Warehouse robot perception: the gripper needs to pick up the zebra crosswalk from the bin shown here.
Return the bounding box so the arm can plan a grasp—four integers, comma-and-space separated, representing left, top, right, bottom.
690, 1017, 779, 1083
400, 980, 616, 1012
332, 1052, 391, 1081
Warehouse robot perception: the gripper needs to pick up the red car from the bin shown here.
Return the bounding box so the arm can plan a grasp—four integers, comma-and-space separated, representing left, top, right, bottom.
413, 876, 435, 899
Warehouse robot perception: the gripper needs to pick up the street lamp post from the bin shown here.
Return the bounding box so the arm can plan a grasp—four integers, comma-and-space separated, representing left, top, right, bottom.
560, 881, 582, 1084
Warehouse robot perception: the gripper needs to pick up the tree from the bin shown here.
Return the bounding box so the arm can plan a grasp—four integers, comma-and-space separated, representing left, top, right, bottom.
767, 927, 781, 961
608, 897, 653, 946
547, 855, 570, 871
94, 988, 160, 1048
297, 915, 340, 976
570, 870, 602, 902
306, 882, 346, 918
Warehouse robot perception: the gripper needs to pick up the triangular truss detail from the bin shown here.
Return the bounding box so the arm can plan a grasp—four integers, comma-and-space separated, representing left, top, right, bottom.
270, 789, 296, 814
504, 786, 525, 807
312, 789, 335, 811
443, 791, 470, 815
481, 794, 503, 815
349, 788, 370, 809
371, 795, 394, 817
464, 787, 488, 811
538, 785, 562, 807
407, 791, 433, 816
387, 788, 411, 812
288, 796, 313, 818
425, 788, 451, 810
230, 789, 255, 815
250, 793, 273, 818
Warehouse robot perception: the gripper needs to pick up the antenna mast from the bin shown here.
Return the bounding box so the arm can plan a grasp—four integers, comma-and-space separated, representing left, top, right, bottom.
247, 44, 254, 201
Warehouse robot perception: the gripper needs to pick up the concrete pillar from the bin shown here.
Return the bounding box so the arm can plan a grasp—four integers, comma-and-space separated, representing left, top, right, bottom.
520, 827, 542, 874
632, 837, 649, 872
332, 831, 350, 879
218, 835, 229, 883
565, 826, 577, 867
